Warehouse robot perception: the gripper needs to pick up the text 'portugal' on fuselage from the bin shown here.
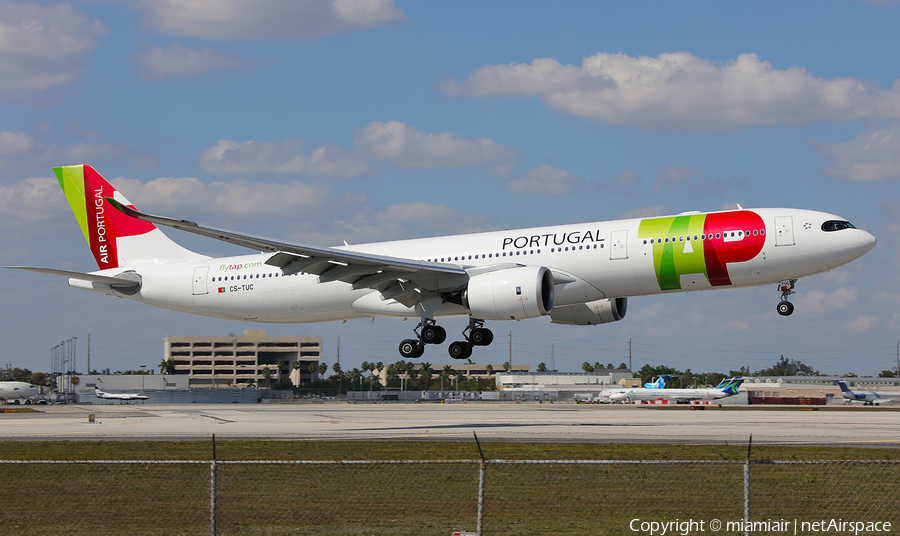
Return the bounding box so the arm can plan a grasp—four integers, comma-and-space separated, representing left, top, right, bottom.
6, 165, 877, 360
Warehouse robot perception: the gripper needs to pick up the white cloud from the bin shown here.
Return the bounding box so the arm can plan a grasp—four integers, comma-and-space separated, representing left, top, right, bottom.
111, 176, 334, 218
0, 132, 36, 158
303, 201, 492, 245
136, 0, 406, 40
796, 287, 859, 315
0, 176, 64, 227
812, 124, 900, 182
0, 126, 158, 173
356, 121, 519, 168
200, 121, 520, 177
0, 1, 106, 93
133, 44, 265, 79
653, 165, 741, 194
200, 139, 370, 178
440, 52, 900, 131
502, 165, 584, 196
846, 315, 878, 332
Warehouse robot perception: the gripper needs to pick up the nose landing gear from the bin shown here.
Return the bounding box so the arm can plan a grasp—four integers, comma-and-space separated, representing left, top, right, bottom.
776, 279, 797, 316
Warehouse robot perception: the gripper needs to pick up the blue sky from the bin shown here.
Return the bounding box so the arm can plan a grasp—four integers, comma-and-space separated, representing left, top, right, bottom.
2, 0, 900, 377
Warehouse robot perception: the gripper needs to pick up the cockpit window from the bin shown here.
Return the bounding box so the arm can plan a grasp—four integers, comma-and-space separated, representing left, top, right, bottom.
821, 220, 856, 232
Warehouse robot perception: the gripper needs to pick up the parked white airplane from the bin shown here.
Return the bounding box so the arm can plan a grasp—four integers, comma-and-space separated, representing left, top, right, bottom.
600, 378, 744, 404
7, 165, 877, 360
837, 380, 900, 406
95, 388, 149, 401
0, 381, 39, 403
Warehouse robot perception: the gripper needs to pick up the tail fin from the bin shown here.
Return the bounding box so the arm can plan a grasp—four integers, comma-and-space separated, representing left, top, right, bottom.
645, 375, 669, 389
54, 165, 203, 269
719, 378, 743, 395
837, 380, 852, 393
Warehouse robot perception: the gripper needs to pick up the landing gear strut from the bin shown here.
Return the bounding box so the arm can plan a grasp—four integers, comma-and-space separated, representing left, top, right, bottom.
447, 318, 494, 360
398, 318, 447, 358
776, 279, 797, 316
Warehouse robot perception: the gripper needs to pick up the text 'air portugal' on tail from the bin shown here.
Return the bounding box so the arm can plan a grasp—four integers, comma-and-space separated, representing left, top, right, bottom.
54, 164, 203, 269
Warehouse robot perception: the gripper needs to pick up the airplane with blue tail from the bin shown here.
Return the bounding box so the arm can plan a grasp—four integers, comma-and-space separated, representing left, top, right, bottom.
837, 380, 900, 406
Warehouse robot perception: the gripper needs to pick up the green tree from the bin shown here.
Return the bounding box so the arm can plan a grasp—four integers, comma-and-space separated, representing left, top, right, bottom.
159, 358, 176, 375
261, 367, 273, 389
878, 369, 899, 378
318, 362, 328, 377
581, 362, 595, 373
636, 364, 682, 386
756, 355, 819, 376
485, 364, 494, 377
419, 362, 433, 390
537, 362, 548, 372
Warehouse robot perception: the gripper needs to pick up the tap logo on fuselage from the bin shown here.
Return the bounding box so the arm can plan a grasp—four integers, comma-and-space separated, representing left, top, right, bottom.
638, 211, 766, 290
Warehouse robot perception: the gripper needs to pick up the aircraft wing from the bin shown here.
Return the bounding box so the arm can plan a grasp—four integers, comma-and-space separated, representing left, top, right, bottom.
106, 199, 472, 304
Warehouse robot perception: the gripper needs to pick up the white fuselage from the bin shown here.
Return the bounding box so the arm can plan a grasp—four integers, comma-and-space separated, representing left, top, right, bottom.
0, 381, 39, 400
600, 387, 733, 403
72, 207, 876, 325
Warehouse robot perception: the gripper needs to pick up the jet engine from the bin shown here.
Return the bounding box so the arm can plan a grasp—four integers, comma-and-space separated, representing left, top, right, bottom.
549, 297, 627, 326
464, 266, 554, 321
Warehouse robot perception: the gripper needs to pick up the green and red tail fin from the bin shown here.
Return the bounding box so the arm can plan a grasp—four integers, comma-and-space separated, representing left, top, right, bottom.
54, 165, 204, 269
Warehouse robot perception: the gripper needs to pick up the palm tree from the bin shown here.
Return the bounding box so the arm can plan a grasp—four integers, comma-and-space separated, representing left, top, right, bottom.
158, 358, 176, 375
485, 364, 494, 377
441, 364, 454, 390
261, 366, 273, 389
293, 360, 302, 386
419, 362, 433, 390
537, 362, 548, 372
582, 362, 594, 373
373, 361, 384, 389
318, 362, 328, 377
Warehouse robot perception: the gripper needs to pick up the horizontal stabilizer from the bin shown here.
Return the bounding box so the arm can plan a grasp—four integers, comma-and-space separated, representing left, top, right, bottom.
5, 266, 142, 294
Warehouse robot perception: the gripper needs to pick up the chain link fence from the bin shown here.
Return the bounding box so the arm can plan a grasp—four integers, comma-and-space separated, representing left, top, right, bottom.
2, 458, 899, 535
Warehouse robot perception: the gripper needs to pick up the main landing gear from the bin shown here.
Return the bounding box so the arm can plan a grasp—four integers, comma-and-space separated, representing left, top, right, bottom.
397, 317, 494, 360
447, 318, 494, 360
776, 279, 797, 316
398, 318, 446, 358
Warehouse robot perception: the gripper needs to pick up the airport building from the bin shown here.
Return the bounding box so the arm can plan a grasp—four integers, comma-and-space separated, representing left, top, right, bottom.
164, 330, 322, 388
739, 375, 900, 403
494, 369, 638, 401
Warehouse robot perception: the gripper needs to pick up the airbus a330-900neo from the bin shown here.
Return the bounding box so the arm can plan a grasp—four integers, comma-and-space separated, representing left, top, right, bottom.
7, 165, 877, 360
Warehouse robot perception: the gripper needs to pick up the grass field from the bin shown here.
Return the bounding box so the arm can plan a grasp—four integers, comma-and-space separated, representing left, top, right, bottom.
1, 441, 899, 535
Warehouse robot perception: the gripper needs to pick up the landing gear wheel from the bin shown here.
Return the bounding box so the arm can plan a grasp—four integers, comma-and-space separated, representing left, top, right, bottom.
399, 339, 425, 358
777, 301, 794, 316
421, 325, 447, 345
448, 341, 473, 360
470, 328, 493, 346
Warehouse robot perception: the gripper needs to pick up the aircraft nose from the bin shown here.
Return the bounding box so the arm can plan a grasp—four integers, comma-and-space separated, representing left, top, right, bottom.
858, 229, 877, 256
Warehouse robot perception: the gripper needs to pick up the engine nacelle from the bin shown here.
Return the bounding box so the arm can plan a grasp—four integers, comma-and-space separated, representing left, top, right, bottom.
549, 297, 627, 326
464, 266, 554, 321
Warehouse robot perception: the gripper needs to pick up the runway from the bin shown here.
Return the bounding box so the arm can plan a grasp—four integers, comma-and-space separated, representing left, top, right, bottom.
3, 402, 899, 446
